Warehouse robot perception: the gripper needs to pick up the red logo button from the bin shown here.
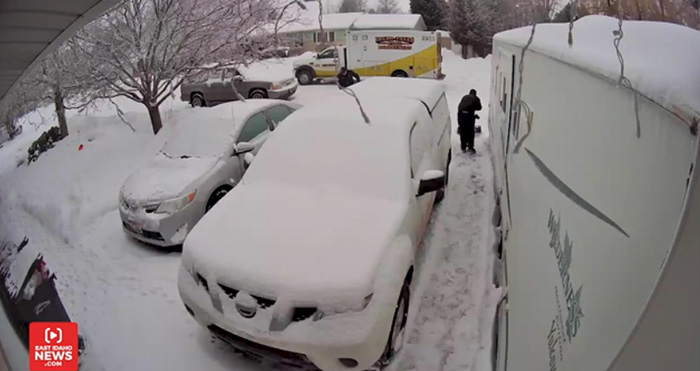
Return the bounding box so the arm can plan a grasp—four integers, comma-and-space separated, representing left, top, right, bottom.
29, 322, 79, 371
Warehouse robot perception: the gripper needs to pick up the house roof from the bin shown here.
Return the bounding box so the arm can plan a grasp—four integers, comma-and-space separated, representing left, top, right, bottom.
351, 14, 425, 30
0, 0, 120, 103
278, 1, 426, 34
495, 15, 700, 125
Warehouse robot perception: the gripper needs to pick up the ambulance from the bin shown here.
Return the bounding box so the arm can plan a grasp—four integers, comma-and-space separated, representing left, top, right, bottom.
292, 29, 442, 85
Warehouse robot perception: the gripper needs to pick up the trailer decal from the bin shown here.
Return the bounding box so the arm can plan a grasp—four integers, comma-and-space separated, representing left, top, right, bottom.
546, 210, 584, 371
352, 46, 439, 78
548, 209, 584, 342
525, 148, 630, 238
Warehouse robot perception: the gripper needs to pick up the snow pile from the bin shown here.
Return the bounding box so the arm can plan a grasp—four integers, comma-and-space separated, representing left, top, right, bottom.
496, 15, 700, 118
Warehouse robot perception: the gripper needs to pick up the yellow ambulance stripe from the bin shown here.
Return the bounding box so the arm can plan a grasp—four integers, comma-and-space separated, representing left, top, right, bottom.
352, 45, 439, 77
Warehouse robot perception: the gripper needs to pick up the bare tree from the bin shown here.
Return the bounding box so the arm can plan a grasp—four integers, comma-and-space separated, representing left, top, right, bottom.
72, 0, 301, 135
581, 0, 699, 27
339, 0, 368, 12
377, 0, 402, 13
22, 45, 90, 139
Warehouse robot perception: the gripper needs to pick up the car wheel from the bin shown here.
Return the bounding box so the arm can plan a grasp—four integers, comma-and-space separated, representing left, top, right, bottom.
249, 89, 267, 99
296, 70, 313, 85
191, 94, 205, 107
379, 279, 410, 367
206, 186, 231, 212
391, 70, 408, 78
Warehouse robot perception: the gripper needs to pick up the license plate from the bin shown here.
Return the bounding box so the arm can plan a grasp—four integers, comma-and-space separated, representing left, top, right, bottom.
125, 219, 142, 234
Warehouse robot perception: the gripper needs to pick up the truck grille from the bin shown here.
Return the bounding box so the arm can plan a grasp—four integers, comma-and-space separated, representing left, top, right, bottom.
208, 325, 319, 370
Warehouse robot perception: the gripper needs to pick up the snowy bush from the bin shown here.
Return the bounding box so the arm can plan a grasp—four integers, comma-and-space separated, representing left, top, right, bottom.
27, 127, 62, 164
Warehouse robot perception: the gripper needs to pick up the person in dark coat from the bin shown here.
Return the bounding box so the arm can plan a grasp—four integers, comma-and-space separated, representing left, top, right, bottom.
457, 89, 482, 153
337, 67, 360, 88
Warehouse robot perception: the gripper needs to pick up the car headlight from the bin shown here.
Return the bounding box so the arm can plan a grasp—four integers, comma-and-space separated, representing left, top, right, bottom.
313, 293, 373, 321
155, 191, 196, 214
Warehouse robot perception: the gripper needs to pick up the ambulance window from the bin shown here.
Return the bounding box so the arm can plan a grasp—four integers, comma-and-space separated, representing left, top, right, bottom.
318, 48, 335, 59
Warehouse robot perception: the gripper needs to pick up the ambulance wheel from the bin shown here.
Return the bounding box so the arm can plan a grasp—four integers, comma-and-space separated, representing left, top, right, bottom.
391, 70, 408, 78
296, 70, 313, 85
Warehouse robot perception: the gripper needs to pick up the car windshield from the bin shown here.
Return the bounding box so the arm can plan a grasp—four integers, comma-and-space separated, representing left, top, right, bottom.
161, 118, 234, 158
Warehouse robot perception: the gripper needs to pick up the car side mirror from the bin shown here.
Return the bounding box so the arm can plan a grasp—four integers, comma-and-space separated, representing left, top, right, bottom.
243, 153, 255, 166
417, 170, 445, 197
233, 75, 243, 82
234, 142, 255, 155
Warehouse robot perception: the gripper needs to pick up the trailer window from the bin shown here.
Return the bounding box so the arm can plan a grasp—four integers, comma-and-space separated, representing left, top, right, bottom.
314, 32, 334, 44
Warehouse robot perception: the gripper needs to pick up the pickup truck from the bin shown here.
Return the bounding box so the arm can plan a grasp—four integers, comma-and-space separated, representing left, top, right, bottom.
180, 67, 297, 107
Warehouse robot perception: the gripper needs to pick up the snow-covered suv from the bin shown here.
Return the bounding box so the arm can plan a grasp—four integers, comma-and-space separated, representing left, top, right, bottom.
178, 78, 452, 370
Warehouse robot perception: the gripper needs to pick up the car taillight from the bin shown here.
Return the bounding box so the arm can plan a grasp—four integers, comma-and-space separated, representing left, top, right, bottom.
39, 260, 51, 280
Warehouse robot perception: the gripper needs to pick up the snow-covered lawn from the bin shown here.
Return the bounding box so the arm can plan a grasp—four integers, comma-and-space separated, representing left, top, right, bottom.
0, 51, 497, 371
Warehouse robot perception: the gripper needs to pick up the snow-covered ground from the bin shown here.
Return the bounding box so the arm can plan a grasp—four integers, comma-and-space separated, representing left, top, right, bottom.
0, 51, 498, 371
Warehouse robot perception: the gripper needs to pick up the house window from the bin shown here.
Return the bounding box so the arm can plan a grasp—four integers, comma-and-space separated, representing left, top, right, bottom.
314, 31, 334, 43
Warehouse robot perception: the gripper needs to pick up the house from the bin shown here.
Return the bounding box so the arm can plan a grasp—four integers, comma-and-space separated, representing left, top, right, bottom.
278, 1, 427, 52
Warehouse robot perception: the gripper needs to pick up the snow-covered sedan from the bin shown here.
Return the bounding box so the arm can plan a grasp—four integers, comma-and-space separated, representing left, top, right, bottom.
178, 78, 452, 370
119, 100, 301, 247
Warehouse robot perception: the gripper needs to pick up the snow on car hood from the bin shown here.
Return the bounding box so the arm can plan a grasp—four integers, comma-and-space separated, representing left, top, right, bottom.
121, 154, 218, 203
183, 183, 407, 302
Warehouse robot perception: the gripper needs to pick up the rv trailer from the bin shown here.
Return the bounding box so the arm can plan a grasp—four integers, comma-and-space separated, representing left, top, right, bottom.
489, 16, 700, 371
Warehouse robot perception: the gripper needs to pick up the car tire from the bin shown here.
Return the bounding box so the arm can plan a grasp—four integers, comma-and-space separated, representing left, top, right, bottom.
379, 278, 410, 367
249, 89, 268, 99
296, 70, 313, 85
391, 70, 409, 78
191, 94, 206, 107
435, 151, 451, 204
206, 186, 232, 212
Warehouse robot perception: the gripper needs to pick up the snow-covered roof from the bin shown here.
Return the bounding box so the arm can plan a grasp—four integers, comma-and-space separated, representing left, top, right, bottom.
495, 15, 700, 123
349, 77, 445, 109
278, 2, 426, 34
278, 1, 363, 33
351, 14, 426, 30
